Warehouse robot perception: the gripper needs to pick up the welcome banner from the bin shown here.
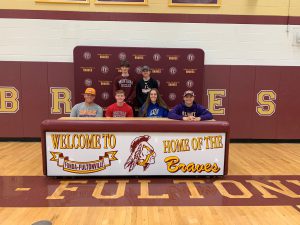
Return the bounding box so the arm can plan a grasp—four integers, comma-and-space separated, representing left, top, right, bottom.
46, 131, 226, 176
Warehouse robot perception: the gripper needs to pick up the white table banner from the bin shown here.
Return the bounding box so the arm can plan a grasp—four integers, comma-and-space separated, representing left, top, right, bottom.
46, 132, 226, 176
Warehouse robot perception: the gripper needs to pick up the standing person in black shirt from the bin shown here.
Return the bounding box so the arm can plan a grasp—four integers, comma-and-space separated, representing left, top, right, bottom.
136, 65, 158, 108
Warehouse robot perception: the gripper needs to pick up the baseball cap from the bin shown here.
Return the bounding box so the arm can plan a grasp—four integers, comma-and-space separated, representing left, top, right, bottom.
84, 87, 96, 95
183, 90, 195, 97
120, 60, 130, 68
142, 65, 151, 72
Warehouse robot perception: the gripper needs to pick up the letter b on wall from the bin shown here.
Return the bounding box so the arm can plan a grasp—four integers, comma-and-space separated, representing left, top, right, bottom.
0, 87, 19, 113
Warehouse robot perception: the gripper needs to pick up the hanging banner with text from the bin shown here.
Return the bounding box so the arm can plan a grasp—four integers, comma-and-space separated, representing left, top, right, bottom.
169, 0, 220, 7
46, 131, 226, 176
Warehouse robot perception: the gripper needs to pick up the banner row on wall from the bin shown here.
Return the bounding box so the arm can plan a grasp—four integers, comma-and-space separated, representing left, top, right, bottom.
36, 0, 220, 7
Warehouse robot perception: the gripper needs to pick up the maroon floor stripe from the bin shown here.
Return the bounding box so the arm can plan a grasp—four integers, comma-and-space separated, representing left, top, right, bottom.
0, 175, 299, 207
292, 205, 300, 214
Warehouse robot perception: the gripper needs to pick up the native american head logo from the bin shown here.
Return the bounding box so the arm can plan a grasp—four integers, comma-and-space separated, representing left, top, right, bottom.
124, 135, 156, 172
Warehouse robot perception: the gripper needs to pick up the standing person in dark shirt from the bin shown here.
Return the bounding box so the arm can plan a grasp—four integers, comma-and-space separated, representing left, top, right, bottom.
136, 65, 158, 107
113, 60, 136, 106
168, 90, 213, 121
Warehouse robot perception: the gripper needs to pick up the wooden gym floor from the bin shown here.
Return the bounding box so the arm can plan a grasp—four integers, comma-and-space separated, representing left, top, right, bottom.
0, 142, 299, 225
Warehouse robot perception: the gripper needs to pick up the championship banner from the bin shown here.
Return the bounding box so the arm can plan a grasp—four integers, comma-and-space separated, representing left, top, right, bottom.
35, 0, 89, 4
46, 131, 226, 176
169, 0, 221, 6
95, 0, 147, 5
73, 46, 204, 109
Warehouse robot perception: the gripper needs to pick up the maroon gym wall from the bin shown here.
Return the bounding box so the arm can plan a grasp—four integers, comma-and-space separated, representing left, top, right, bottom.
1, 61, 300, 139
0, 62, 74, 138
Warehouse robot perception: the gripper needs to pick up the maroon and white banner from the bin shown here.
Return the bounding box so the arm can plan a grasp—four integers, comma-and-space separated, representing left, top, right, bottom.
170, 0, 220, 6
95, 0, 147, 4
46, 131, 225, 176
73, 46, 204, 109
35, 0, 89, 4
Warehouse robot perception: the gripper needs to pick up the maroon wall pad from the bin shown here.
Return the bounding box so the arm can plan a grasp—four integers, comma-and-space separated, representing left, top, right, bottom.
252, 66, 281, 139
73, 46, 204, 109
203, 65, 230, 121
0, 62, 23, 137
21, 62, 49, 137
47, 62, 75, 119
277, 67, 300, 139
228, 66, 256, 139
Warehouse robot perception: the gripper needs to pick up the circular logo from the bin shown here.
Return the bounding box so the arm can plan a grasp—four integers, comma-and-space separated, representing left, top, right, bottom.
101, 66, 109, 74
186, 80, 194, 88
169, 67, 177, 75
169, 93, 177, 101
135, 66, 142, 74
153, 53, 161, 62
187, 54, 195, 62
118, 52, 127, 61
83, 51, 91, 60
101, 92, 110, 101
84, 78, 92, 87
156, 80, 160, 87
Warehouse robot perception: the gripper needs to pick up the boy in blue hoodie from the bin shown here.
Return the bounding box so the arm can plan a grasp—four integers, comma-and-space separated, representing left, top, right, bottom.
168, 90, 213, 121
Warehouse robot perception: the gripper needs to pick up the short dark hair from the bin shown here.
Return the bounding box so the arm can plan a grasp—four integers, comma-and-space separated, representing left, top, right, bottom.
120, 60, 130, 68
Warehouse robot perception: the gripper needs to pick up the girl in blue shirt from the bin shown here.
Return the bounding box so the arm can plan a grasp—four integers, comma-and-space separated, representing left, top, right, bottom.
139, 88, 169, 118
